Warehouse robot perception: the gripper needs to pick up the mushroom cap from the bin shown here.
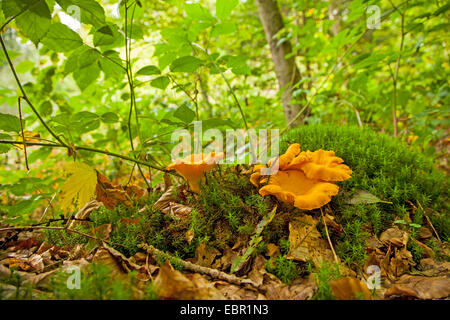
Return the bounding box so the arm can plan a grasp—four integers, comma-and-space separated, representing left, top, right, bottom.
167, 152, 224, 193
259, 170, 339, 210
296, 149, 352, 182
248, 144, 351, 210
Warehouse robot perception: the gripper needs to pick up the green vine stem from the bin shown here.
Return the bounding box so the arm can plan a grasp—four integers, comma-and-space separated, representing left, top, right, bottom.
0, 140, 171, 173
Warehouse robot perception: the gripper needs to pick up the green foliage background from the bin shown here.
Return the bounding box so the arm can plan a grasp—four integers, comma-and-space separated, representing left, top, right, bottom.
0, 0, 448, 225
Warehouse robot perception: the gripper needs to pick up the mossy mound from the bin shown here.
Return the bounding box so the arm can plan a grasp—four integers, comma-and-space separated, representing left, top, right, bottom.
282, 125, 449, 264
282, 125, 447, 209
42, 124, 448, 282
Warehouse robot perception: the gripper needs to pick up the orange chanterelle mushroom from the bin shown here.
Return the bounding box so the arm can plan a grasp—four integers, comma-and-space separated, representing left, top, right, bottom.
249, 144, 352, 210
167, 152, 224, 193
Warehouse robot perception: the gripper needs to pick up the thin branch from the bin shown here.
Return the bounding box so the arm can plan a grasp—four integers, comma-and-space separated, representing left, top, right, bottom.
320, 208, 339, 264
17, 97, 29, 170
138, 243, 260, 289
0, 140, 171, 173
0, 0, 42, 32
0, 35, 67, 147
124, 1, 150, 188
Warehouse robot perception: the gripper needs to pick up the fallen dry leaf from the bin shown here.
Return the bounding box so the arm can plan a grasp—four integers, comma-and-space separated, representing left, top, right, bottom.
67, 200, 102, 229
124, 184, 145, 199
194, 242, 220, 267
152, 187, 192, 219
286, 215, 335, 266
153, 261, 225, 300
96, 172, 133, 210
185, 228, 195, 245
380, 227, 409, 247
329, 277, 373, 300
385, 274, 450, 299
265, 243, 280, 258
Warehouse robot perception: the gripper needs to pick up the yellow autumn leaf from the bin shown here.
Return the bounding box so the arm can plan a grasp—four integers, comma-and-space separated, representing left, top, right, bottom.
13, 131, 41, 150
59, 162, 97, 213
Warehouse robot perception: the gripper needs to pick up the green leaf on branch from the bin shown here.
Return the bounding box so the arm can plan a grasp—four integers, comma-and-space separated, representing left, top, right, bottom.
136, 65, 161, 76
41, 22, 83, 52
169, 56, 203, 73
0, 112, 20, 132
93, 25, 115, 46
216, 0, 239, 20
151, 76, 170, 90
101, 112, 119, 123
211, 21, 236, 36
184, 2, 214, 21
98, 50, 125, 79
73, 63, 100, 91
0, 133, 12, 153
56, 0, 105, 27
39, 100, 53, 117
70, 111, 100, 133
174, 104, 196, 124
14, 0, 52, 46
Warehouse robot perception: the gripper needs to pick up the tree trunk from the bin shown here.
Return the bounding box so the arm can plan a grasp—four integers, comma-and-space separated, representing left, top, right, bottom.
256, 0, 306, 126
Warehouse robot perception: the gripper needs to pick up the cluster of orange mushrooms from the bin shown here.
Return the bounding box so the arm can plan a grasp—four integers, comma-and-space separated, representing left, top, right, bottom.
167, 144, 352, 210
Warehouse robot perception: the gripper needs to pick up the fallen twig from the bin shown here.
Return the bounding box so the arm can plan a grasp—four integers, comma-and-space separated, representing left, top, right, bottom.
417, 201, 442, 243
320, 208, 339, 263
138, 243, 260, 289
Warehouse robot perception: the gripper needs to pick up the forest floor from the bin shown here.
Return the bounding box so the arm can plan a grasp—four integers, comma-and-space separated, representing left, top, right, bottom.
0, 169, 449, 300
1, 127, 449, 300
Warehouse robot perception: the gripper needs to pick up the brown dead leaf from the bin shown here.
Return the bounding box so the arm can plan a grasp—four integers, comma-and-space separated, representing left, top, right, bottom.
194, 242, 220, 267
329, 277, 373, 300
119, 217, 140, 226
163, 172, 173, 189
323, 214, 343, 236
265, 243, 280, 258
214, 281, 263, 300
418, 227, 433, 241
8, 258, 32, 271
152, 187, 192, 219
388, 247, 415, 278
380, 227, 409, 247
185, 228, 194, 245
124, 184, 145, 199
96, 172, 133, 210
385, 274, 450, 299
101, 243, 143, 273
154, 261, 225, 300
286, 215, 335, 267
92, 246, 127, 280
92, 224, 112, 240
418, 258, 450, 277
28, 254, 44, 272
67, 200, 102, 229
212, 245, 239, 271
15, 238, 41, 250
365, 235, 382, 253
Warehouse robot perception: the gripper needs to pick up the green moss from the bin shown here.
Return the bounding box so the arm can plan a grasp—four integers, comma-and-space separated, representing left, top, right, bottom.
190, 168, 266, 249
42, 263, 151, 300
266, 256, 301, 284
282, 124, 447, 209
407, 241, 424, 264
312, 262, 342, 300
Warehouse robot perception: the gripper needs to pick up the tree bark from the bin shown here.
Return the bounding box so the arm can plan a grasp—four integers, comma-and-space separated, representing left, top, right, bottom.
256, 0, 306, 126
